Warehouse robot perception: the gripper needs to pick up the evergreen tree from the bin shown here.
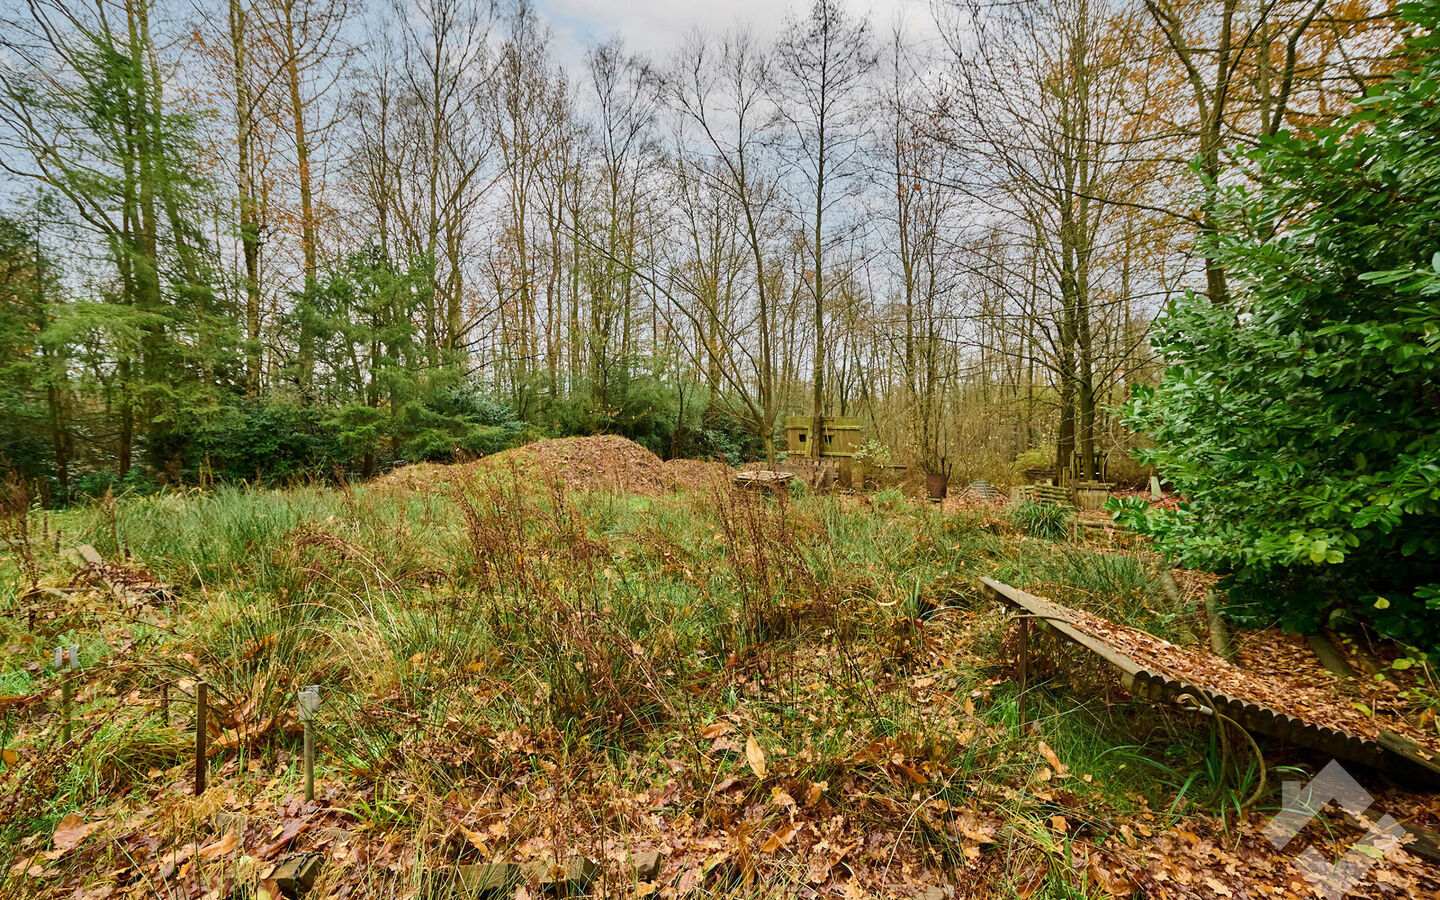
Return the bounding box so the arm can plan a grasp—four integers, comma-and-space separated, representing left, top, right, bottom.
1, 0, 228, 480
1123, 0, 1440, 648
0, 214, 60, 487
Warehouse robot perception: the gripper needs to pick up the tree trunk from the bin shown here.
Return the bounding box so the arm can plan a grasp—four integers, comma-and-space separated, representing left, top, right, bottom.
281, 0, 318, 394
230, 0, 263, 396
809, 148, 826, 460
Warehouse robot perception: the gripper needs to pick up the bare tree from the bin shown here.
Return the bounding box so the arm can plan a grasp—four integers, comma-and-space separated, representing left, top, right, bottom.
226, 0, 265, 396
774, 0, 876, 457
253, 0, 351, 393
582, 39, 663, 401
1140, 0, 1392, 304
665, 30, 790, 463
878, 28, 961, 475
391, 0, 493, 358
941, 0, 1153, 477
489, 0, 571, 415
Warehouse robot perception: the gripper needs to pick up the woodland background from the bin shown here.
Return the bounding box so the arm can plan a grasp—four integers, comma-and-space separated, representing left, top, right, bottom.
7, 9, 1440, 893
0, 0, 1401, 499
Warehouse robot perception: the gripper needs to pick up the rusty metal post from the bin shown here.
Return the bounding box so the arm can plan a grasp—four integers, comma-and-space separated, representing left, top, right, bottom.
194, 681, 208, 795
303, 719, 314, 801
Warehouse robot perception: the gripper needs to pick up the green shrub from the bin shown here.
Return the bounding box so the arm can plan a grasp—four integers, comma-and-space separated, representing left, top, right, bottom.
72, 468, 161, 500
188, 400, 344, 481
1009, 500, 1071, 541
1121, 1, 1440, 648
1012, 447, 1051, 471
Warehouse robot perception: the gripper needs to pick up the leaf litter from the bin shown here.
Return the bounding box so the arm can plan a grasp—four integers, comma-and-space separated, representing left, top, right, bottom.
2, 464, 1438, 899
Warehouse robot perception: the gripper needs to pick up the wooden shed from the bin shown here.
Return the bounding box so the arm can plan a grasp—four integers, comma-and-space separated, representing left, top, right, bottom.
783, 416, 863, 458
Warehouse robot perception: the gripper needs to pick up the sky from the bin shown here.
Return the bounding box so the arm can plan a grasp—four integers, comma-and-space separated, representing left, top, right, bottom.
536, 0, 942, 69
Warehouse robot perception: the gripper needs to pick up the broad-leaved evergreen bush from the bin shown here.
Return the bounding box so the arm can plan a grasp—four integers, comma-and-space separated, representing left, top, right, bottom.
1119, 1, 1440, 648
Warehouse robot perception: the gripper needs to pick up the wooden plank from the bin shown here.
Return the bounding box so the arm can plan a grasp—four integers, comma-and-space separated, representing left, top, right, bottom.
1338, 811, 1440, 865
981, 577, 1440, 789
982, 578, 1147, 678
1380, 732, 1440, 785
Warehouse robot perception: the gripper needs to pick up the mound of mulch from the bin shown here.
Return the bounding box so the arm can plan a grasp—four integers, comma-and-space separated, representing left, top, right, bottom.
373, 435, 731, 496
660, 457, 731, 491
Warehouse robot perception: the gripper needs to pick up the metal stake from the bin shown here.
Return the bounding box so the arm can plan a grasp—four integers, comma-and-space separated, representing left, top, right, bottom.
303, 719, 315, 801
195, 681, 208, 795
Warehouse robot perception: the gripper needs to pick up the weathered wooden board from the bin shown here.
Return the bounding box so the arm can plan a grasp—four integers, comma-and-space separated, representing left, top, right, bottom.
981, 577, 1440, 789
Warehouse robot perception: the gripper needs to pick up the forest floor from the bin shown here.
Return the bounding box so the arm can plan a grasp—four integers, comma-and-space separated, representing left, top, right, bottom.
2, 436, 1440, 899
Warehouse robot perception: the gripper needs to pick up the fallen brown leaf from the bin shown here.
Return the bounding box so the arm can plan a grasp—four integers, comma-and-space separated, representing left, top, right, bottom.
761, 822, 802, 853
1038, 741, 1070, 778
745, 736, 766, 780
198, 831, 238, 860
52, 813, 98, 853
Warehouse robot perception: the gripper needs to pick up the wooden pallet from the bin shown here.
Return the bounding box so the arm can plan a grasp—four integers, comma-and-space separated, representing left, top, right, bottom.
733, 469, 795, 491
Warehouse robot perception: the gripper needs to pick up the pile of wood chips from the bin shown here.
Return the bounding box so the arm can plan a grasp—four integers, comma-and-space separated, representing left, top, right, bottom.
375, 435, 730, 496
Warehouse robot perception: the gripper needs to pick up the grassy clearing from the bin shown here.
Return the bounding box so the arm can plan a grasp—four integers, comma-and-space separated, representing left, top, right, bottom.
0, 476, 1364, 897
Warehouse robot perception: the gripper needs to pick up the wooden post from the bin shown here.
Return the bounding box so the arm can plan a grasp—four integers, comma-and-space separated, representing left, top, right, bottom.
195, 681, 208, 795
298, 686, 319, 801
1016, 615, 1031, 729
303, 719, 315, 801
56, 646, 78, 742
61, 679, 72, 743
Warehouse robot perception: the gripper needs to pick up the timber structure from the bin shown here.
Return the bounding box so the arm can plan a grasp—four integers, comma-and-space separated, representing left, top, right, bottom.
982, 576, 1440, 790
